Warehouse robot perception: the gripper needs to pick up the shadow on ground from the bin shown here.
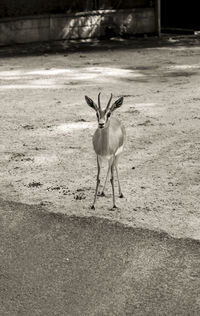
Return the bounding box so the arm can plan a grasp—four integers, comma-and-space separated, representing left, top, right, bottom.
1, 34, 200, 58
0, 198, 200, 315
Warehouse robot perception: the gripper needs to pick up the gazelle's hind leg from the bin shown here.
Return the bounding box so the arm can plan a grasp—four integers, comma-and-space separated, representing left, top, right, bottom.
114, 155, 124, 198
91, 156, 102, 209
110, 157, 117, 209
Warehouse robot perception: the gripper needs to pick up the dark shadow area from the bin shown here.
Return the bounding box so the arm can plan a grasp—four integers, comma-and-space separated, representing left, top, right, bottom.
161, 0, 200, 30
0, 0, 101, 18
127, 65, 160, 71
163, 71, 199, 78
123, 77, 150, 83
1, 198, 200, 315
0, 0, 154, 18
0, 34, 200, 58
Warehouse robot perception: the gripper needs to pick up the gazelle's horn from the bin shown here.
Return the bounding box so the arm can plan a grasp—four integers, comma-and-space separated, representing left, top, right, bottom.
106, 93, 113, 111
98, 92, 101, 110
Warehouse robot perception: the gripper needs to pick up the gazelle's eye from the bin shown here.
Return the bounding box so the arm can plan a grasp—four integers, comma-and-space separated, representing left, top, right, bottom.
107, 112, 111, 118
96, 112, 99, 119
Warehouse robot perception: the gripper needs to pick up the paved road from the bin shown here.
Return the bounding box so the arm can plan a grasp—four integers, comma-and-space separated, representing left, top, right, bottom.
1, 198, 200, 315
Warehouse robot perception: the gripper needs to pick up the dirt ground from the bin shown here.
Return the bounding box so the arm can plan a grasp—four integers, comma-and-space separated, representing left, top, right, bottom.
0, 35, 200, 315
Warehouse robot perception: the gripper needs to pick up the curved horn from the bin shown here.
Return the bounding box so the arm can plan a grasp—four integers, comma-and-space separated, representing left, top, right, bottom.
106, 93, 113, 111
98, 92, 101, 110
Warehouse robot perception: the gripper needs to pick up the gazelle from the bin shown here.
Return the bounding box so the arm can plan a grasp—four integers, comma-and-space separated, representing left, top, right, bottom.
85, 93, 125, 209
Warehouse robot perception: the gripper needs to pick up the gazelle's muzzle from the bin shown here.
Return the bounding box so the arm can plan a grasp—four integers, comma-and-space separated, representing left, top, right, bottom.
99, 123, 105, 129
98, 118, 105, 129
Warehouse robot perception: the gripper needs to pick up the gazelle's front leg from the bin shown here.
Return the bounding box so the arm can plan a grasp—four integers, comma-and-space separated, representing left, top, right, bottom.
100, 164, 110, 196
91, 156, 101, 209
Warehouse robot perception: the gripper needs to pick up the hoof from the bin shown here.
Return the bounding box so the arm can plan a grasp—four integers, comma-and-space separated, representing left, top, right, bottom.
98, 191, 105, 197
91, 205, 95, 210
119, 193, 124, 198
110, 205, 118, 211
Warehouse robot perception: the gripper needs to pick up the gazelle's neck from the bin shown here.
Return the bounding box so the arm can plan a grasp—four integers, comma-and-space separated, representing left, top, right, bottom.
98, 122, 110, 155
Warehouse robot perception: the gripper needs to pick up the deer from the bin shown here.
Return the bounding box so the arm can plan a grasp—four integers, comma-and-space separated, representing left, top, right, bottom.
85, 93, 126, 210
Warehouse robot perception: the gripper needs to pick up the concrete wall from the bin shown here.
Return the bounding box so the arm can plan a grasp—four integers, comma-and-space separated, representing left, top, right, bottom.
0, 9, 156, 46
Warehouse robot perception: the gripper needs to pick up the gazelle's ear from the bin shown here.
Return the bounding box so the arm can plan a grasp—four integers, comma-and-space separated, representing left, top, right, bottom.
85, 96, 97, 111
110, 96, 124, 112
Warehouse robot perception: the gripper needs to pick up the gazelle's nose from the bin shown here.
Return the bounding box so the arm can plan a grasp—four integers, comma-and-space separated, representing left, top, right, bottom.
99, 122, 104, 128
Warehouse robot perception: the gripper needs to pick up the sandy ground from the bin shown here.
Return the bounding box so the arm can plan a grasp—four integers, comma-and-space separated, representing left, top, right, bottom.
0, 35, 200, 315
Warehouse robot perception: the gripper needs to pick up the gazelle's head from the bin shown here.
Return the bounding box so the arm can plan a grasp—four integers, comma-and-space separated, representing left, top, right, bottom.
85, 93, 123, 129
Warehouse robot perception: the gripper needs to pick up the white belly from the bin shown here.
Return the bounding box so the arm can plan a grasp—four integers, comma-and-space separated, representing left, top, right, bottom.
97, 145, 124, 164
98, 155, 113, 163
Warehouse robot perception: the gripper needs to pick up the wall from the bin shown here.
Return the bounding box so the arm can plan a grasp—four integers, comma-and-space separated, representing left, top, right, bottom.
0, 9, 156, 46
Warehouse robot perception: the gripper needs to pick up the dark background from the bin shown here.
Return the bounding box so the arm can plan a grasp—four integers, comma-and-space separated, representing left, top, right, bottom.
161, 0, 200, 30
0, 0, 153, 18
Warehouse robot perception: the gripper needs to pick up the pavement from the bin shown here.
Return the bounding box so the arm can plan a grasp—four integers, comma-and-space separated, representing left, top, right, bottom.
1, 198, 200, 315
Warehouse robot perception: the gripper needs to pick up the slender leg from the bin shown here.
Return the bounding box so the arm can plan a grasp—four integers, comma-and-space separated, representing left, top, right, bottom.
110, 159, 117, 209
91, 156, 101, 209
115, 155, 123, 198
100, 162, 110, 196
